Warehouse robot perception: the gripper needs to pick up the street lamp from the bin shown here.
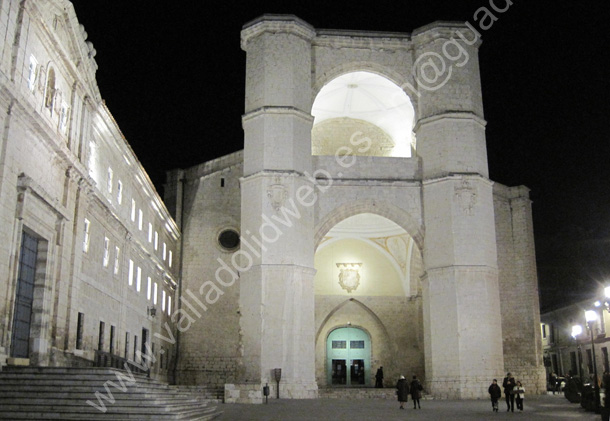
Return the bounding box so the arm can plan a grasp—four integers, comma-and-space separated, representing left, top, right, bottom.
585, 309, 601, 413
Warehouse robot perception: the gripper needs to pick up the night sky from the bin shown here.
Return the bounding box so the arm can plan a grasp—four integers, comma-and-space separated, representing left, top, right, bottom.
69, 1, 609, 312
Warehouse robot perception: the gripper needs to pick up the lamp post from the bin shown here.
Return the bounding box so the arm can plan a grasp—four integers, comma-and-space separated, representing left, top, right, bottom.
585, 310, 601, 413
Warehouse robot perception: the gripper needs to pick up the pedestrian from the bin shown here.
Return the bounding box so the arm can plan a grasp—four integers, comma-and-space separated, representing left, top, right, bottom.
502, 372, 516, 412
549, 372, 557, 394
375, 366, 384, 388
488, 379, 502, 412
410, 375, 423, 409
514, 381, 525, 411
396, 375, 410, 410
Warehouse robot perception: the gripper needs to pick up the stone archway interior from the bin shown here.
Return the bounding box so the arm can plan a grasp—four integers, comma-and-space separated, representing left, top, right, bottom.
311, 71, 415, 157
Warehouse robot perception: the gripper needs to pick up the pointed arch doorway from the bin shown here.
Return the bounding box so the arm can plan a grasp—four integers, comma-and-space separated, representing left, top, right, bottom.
327, 327, 371, 386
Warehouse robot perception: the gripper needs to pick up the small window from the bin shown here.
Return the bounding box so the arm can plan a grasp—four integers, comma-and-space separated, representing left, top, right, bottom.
154, 231, 158, 250
148, 223, 153, 242
98, 321, 105, 351
169, 250, 173, 268
162, 290, 166, 312
83, 218, 91, 252
138, 209, 143, 231
332, 341, 346, 349
59, 103, 69, 133
131, 199, 136, 221
147, 277, 152, 300
163, 243, 167, 260
109, 325, 116, 355
106, 168, 113, 193
114, 247, 120, 274
76, 312, 85, 350
102, 237, 110, 267
218, 229, 240, 250
27, 55, 38, 92
153, 282, 158, 305
136, 267, 142, 292
350, 340, 365, 349
128, 259, 134, 286
167, 295, 172, 315
117, 181, 123, 205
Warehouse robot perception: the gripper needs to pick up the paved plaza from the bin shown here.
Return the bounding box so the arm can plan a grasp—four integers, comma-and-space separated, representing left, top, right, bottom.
217, 394, 597, 420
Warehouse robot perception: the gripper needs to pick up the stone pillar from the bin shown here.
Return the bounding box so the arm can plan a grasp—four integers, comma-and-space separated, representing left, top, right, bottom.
232, 15, 317, 403
413, 22, 504, 398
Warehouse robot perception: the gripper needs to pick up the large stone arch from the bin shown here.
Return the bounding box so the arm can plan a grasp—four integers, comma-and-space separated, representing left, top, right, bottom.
314, 199, 424, 251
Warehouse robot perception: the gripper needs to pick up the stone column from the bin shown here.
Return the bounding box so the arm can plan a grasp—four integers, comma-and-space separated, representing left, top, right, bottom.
232, 15, 317, 403
413, 22, 504, 398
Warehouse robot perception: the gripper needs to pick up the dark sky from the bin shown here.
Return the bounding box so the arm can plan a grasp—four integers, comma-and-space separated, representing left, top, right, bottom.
70, 1, 609, 312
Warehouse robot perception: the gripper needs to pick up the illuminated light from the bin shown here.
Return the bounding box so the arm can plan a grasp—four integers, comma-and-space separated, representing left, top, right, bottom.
571, 324, 583, 338
585, 310, 599, 323
605, 286, 610, 298
595, 301, 602, 307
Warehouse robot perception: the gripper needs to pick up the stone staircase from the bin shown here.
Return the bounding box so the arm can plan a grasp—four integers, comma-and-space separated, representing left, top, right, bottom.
0, 366, 222, 420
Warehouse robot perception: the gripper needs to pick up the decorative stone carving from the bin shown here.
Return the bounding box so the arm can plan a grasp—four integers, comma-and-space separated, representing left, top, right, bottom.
454, 180, 477, 216
267, 183, 288, 211
336, 263, 362, 293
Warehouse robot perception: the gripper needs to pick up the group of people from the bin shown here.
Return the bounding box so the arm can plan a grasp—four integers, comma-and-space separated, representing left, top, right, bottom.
395, 374, 424, 409
488, 372, 525, 412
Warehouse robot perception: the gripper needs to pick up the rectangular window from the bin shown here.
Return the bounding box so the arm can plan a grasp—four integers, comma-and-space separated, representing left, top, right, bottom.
83, 218, 91, 252
125, 332, 130, 359
169, 250, 173, 268
138, 209, 143, 231
131, 199, 136, 221
541, 324, 547, 339
114, 247, 120, 275
109, 325, 116, 355
27, 55, 38, 92
98, 321, 105, 351
136, 267, 142, 292
76, 312, 84, 350
350, 340, 365, 349
162, 290, 166, 311
154, 232, 159, 250
117, 180, 123, 205
133, 335, 138, 362
107, 167, 113, 193
570, 351, 578, 377
167, 295, 172, 315
128, 259, 134, 286
147, 277, 152, 300
332, 341, 346, 349
154, 282, 158, 305
102, 237, 110, 267
160, 347, 164, 369
163, 243, 167, 260
148, 223, 153, 242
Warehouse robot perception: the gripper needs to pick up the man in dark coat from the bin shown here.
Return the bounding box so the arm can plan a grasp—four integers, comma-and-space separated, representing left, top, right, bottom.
396, 375, 410, 409
503, 372, 516, 412
375, 367, 384, 388
410, 375, 423, 409
488, 379, 502, 412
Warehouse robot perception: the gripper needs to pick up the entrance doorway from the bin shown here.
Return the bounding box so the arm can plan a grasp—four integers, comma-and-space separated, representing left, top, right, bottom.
327, 327, 371, 386
10, 232, 39, 358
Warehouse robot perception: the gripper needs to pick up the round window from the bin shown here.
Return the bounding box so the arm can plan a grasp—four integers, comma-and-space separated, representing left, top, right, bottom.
218, 229, 240, 250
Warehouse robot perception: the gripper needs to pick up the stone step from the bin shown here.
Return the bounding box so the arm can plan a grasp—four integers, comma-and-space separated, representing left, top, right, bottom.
318, 387, 432, 400
0, 367, 222, 420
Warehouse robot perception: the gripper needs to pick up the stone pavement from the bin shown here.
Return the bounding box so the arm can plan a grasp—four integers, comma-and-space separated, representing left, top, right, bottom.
217, 393, 597, 420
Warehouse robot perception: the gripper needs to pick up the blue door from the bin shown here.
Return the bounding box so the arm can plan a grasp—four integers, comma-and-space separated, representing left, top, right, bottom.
327, 327, 371, 386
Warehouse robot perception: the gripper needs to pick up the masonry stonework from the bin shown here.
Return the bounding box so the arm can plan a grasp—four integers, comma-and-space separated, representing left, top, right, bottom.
0, 3, 545, 403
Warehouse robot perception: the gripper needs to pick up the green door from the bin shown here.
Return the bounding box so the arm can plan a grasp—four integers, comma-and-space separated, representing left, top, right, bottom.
327, 327, 371, 386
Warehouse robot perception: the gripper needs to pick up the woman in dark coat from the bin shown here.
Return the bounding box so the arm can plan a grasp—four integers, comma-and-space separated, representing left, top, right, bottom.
410, 375, 423, 409
396, 375, 410, 409
488, 379, 502, 412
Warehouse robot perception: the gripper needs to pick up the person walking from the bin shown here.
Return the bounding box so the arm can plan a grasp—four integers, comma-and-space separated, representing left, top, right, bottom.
410, 375, 423, 409
514, 381, 525, 411
549, 372, 557, 394
502, 372, 516, 412
396, 375, 410, 410
488, 379, 502, 412
375, 367, 384, 388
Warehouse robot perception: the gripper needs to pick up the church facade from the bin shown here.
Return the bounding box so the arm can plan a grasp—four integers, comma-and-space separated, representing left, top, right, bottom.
0, 1, 545, 403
